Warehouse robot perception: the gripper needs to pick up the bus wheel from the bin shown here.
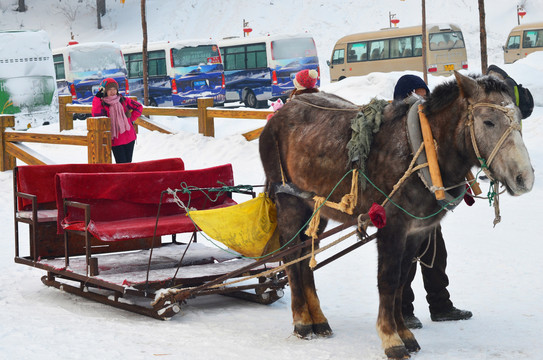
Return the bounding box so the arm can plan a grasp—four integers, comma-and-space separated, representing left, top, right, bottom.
338, 76, 346, 81
149, 99, 158, 107
244, 91, 258, 108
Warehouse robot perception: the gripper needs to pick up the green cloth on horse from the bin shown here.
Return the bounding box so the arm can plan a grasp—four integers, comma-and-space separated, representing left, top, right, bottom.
346, 97, 389, 189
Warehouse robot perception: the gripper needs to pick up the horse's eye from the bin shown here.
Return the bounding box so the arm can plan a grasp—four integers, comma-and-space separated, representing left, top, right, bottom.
484, 120, 495, 128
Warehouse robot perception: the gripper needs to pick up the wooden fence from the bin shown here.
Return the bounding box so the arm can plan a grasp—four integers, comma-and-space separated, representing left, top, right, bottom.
0, 96, 272, 171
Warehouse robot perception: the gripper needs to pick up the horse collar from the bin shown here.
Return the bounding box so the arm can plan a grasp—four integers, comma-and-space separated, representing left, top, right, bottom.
405, 98, 463, 211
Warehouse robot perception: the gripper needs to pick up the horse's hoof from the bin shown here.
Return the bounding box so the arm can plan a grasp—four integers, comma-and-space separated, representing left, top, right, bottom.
293, 324, 313, 339
403, 338, 421, 353
313, 322, 333, 337
385, 345, 410, 359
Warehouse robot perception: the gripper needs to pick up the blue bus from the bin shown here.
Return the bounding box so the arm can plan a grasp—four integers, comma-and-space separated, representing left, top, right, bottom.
122, 40, 225, 107
219, 34, 320, 108
53, 41, 128, 108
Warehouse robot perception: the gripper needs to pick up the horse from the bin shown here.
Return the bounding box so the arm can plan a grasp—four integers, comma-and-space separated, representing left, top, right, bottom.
258, 71, 534, 359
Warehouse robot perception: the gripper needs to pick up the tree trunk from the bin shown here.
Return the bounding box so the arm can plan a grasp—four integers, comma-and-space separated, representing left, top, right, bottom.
17, 0, 26, 12
478, 0, 488, 74
421, 0, 428, 84
97, 0, 106, 29
141, 0, 149, 106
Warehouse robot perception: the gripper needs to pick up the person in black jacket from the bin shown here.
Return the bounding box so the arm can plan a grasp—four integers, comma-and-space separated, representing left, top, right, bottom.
394, 74, 472, 329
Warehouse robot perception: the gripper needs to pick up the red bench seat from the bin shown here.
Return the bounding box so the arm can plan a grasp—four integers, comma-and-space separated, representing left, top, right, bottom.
14, 158, 185, 259
55, 164, 239, 273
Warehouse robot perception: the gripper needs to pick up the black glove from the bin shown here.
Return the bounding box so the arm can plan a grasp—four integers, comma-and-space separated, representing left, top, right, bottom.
95, 88, 105, 98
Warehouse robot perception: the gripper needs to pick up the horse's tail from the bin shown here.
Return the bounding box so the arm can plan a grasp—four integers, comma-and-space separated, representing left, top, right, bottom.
259, 120, 287, 201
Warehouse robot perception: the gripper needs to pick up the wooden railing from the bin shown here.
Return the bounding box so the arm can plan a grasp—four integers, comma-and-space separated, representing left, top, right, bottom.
59, 96, 271, 138
0, 96, 272, 171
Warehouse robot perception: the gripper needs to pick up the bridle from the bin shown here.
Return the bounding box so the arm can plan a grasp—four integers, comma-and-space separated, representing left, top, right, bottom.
466, 101, 521, 226
466, 102, 521, 182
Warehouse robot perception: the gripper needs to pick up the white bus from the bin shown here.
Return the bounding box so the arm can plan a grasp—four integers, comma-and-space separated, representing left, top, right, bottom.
122, 39, 225, 107
504, 21, 543, 64
0, 30, 57, 129
53, 41, 128, 107
328, 24, 468, 81
219, 34, 320, 108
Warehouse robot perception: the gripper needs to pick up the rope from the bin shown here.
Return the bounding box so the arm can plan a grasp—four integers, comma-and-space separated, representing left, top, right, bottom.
292, 98, 363, 112
154, 227, 359, 303
304, 169, 358, 269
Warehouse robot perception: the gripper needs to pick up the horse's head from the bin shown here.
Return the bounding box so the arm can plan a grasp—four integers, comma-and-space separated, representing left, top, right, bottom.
455, 71, 534, 196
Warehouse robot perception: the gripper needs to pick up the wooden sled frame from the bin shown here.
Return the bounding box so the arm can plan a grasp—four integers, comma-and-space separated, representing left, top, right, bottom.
15, 218, 375, 320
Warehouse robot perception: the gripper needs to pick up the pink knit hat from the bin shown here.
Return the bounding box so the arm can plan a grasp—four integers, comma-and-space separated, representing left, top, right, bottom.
293, 69, 318, 90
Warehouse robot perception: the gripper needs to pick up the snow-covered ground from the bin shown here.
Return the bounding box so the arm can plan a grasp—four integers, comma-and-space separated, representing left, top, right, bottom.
1, 1, 542, 359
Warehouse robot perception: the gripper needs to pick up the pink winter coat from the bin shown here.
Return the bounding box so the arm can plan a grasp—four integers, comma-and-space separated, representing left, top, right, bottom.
91, 95, 143, 147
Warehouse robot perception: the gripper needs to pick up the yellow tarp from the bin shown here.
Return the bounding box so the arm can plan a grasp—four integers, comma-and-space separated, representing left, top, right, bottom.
188, 193, 280, 258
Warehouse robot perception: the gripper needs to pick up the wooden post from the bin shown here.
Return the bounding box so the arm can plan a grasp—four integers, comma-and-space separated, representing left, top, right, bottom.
0, 115, 16, 171
86, 117, 111, 164
58, 95, 73, 131
197, 97, 215, 137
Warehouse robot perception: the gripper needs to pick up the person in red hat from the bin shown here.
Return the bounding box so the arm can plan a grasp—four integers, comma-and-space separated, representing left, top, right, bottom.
289, 69, 319, 100
91, 78, 143, 163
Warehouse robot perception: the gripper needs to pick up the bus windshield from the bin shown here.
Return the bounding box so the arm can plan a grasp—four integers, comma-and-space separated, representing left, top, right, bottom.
271, 37, 317, 60
429, 31, 465, 50
69, 46, 125, 72
171, 45, 220, 67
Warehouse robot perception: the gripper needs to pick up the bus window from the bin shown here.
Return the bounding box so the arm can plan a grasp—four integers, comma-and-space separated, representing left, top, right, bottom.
523, 30, 543, 48
369, 40, 387, 60
429, 31, 465, 50
347, 42, 367, 62
246, 44, 267, 69
413, 35, 423, 56
70, 46, 125, 73
53, 54, 65, 80
171, 45, 220, 67
271, 37, 317, 59
506, 35, 521, 49
148, 50, 166, 76
332, 48, 345, 64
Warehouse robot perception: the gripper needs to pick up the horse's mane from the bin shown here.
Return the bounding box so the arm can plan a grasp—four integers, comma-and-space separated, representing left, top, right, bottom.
424, 74, 512, 117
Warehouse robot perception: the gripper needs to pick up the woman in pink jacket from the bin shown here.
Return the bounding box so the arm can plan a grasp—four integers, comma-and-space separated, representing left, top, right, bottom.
91, 78, 143, 163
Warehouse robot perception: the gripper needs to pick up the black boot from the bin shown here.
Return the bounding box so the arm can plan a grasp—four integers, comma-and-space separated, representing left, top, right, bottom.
431, 306, 473, 322
403, 314, 423, 329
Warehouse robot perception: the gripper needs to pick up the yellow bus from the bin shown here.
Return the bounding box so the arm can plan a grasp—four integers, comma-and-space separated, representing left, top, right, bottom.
504, 21, 543, 64
328, 23, 468, 82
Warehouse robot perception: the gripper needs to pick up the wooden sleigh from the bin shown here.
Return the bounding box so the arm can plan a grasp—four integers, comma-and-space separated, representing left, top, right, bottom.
13, 159, 375, 320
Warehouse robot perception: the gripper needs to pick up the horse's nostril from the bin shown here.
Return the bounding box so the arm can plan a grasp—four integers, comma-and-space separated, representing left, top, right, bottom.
516, 174, 524, 188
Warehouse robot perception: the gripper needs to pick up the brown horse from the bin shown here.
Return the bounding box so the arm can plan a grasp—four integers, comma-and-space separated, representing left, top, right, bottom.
259, 71, 534, 359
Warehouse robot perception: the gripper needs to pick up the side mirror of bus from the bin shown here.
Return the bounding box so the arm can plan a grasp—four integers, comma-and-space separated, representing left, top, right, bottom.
326, 60, 331, 67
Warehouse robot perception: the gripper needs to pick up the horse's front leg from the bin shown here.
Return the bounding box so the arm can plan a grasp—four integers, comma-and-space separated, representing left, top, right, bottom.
376, 227, 413, 360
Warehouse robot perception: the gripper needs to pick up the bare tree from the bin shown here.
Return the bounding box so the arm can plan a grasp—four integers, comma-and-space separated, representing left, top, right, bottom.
17, 0, 26, 12
421, 0, 428, 84
141, 0, 149, 105
478, 0, 488, 73
97, 0, 106, 29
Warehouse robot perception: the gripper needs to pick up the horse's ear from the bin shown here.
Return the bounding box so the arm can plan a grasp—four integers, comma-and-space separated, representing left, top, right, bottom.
454, 70, 478, 99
